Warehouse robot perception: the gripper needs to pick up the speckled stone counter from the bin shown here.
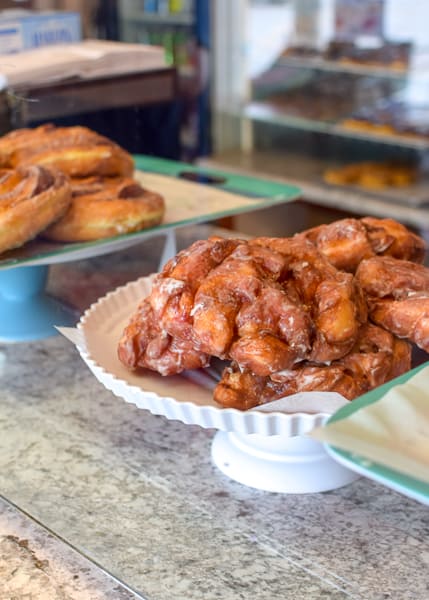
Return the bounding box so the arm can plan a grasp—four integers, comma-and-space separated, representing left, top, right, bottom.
0, 225, 428, 600
0, 497, 138, 599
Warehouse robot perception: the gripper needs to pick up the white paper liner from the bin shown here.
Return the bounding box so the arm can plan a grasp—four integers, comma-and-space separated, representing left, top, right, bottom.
311, 366, 429, 484
61, 275, 352, 437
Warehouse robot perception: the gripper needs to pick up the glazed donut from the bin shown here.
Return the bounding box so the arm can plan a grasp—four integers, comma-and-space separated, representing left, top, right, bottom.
214, 362, 364, 410
298, 218, 375, 272
43, 176, 165, 242
118, 220, 429, 411
361, 217, 426, 264
119, 237, 246, 372
149, 237, 243, 343
0, 165, 71, 254
0, 123, 134, 177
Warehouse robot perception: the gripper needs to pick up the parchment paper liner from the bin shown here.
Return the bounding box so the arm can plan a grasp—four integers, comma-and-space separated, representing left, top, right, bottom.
311, 366, 429, 483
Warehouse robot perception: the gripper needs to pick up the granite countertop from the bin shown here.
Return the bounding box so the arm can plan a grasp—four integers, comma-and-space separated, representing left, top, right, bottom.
0, 224, 428, 600
0, 496, 138, 600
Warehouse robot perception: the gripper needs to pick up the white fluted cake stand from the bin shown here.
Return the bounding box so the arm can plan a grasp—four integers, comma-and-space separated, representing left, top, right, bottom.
63, 275, 359, 494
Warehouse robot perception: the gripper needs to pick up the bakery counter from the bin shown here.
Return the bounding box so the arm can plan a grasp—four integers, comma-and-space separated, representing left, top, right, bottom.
1, 223, 428, 600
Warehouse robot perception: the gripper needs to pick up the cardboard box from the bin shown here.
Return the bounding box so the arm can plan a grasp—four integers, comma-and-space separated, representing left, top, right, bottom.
0, 10, 81, 54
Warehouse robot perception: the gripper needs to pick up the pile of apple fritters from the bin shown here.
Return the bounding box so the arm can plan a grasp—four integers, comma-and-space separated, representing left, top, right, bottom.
118, 217, 428, 410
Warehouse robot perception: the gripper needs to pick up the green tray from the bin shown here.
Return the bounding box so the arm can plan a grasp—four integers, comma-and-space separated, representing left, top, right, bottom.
0, 155, 300, 270
325, 363, 429, 505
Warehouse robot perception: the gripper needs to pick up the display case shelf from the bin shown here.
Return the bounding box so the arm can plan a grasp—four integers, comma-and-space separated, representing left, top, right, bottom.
244, 101, 429, 151
120, 12, 194, 27
276, 55, 417, 81
200, 150, 429, 231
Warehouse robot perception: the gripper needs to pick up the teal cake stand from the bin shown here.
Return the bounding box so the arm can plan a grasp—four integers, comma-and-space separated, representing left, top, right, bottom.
0, 265, 78, 342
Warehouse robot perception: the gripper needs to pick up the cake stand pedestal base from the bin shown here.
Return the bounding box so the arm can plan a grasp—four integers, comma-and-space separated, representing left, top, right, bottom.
0, 265, 78, 343
211, 430, 359, 493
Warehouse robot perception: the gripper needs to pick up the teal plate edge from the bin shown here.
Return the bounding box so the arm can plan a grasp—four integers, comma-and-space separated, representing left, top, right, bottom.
325, 362, 429, 504
133, 155, 300, 199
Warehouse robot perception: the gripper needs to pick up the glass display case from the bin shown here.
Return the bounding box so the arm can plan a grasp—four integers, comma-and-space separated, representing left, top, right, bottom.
209, 0, 429, 230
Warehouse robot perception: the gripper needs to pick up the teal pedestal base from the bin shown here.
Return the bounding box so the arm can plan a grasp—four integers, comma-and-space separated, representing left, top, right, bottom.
0, 266, 77, 343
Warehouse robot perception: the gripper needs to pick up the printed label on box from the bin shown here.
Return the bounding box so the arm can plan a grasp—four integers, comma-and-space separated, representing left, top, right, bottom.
0, 21, 23, 54
0, 12, 81, 54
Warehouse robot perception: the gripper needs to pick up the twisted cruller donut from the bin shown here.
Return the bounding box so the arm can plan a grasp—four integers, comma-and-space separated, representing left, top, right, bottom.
0, 124, 134, 177
0, 165, 71, 254
43, 176, 165, 242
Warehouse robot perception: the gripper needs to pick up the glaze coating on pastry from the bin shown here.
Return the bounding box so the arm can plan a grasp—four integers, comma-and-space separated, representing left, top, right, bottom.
118, 235, 367, 378
356, 256, 429, 352
299, 216, 426, 271
118, 219, 428, 411
213, 324, 412, 409
118, 297, 210, 376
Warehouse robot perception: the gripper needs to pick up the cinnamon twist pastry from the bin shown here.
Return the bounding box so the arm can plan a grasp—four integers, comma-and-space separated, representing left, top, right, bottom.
356, 256, 429, 352
0, 165, 71, 254
43, 176, 165, 242
0, 124, 134, 178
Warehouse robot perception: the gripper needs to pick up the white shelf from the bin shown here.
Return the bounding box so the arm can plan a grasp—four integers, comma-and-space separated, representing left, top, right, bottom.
244, 101, 429, 151
200, 151, 429, 231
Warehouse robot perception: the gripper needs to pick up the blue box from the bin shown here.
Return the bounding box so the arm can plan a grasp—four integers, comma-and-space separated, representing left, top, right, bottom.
0, 11, 81, 54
